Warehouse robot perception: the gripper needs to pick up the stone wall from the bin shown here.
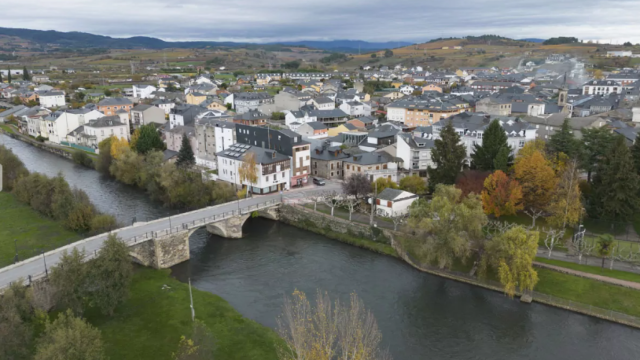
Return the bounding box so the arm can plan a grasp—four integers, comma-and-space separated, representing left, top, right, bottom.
129, 230, 190, 268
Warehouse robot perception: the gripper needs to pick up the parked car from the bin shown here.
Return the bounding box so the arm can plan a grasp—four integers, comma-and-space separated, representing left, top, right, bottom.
313, 177, 326, 186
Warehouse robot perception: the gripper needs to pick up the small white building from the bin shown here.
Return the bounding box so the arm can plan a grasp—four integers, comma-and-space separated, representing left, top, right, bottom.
152, 99, 176, 114
132, 85, 157, 99
339, 101, 370, 118
67, 115, 130, 149
375, 188, 419, 217
396, 133, 434, 174
48, 109, 104, 144
38, 91, 66, 108
216, 143, 292, 194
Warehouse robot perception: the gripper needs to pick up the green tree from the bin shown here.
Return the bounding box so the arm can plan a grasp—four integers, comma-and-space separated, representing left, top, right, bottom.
596, 234, 615, 268
371, 53, 377, 58
96, 137, 114, 174
0, 144, 29, 191
408, 185, 487, 269
7, 67, 11, 83
90, 234, 133, 316
50, 248, 89, 316
34, 309, 106, 360
372, 177, 398, 193
173, 320, 216, 360
23, 66, 31, 81
548, 119, 581, 159
0, 70, 3, 83
399, 174, 427, 194
135, 124, 165, 154
384, 49, 394, 58
581, 127, 616, 182
630, 132, 640, 176
427, 122, 467, 191
176, 135, 195, 168
90, 214, 118, 233
211, 181, 237, 204
590, 136, 640, 221
0, 281, 36, 360
471, 120, 512, 171
103, 89, 112, 97
481, 226, 539, 297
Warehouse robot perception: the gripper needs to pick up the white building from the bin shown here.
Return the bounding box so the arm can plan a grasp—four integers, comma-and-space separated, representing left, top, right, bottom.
132, 85, 157, 99
582, 80, 622, 96
396, 133, 434, 174
607, 51, 633, 57
38, 91, 66, 108
67, 115, 130, 150
195, 119, 236, 170
216, 143, 292, 194
152, 99, 176, 114
375, 188, 419, 217
339, 101, 370, 118
47, 109, 104, 144
312, 96, 335, 110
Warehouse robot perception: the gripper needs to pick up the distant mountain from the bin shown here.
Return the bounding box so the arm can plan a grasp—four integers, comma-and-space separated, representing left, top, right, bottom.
271, 40, 414, 52
0, 27, 412, 53
519, 38, 546, 43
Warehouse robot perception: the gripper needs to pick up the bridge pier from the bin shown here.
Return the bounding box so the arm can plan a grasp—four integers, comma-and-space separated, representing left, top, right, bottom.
205, 213, 251, 239
129, 229, 190, 269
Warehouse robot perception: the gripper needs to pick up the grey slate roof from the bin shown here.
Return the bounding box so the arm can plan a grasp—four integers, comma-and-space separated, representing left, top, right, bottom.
98, 97, 133, 106
343, 152, 395, 165
306, 122, 327, 130
132, 104, 154, 111
87, 115, 126, 128
216, 143, 290, 164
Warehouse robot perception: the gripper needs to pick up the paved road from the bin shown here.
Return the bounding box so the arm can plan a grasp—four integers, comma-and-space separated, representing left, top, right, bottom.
0, 183, 342, 290
536, 248, 640, 274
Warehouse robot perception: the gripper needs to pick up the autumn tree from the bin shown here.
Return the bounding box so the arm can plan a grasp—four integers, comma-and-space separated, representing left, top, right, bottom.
581, 127, 616, 182
548, 119, 581, 159
427, 122, 467, 191
471, 120, 512, 171
513, 148, 557, 222
481, 226, 539, 297
109, 148, 144, 185
373, 177, 398, 193
90, 234, 133, 316
408, 184, 487, 269
342, 173, 371, 199
238, 152, 258, 196
50, 248, 89, 315
34, 309, 106, 360
130, 128, 141, 150
589, 136, 640, 221
546, 159, 583, 228
481, 170, 523, 218
399, 174, 426, 194
176, 135, 195, 168
454, 169, 490, 197
277, 289, 391, 360
110, 136, 130, 160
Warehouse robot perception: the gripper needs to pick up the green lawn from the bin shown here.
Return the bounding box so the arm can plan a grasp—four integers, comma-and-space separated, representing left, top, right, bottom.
85, 268, 281, 360
536, 257, 640, 283
0, 192, 80, 267
535, 268, 640, 317
0, 123, 15, 134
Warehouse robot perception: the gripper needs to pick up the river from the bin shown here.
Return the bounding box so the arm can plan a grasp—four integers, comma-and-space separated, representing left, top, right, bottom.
3, 134, 640, 359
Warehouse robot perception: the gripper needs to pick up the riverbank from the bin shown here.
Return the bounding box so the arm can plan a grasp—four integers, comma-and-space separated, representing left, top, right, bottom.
0, 192, 81, 267
85, 267, 280, 360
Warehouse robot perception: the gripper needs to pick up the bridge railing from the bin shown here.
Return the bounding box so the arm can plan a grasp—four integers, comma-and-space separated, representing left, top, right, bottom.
0, 199, 281, 292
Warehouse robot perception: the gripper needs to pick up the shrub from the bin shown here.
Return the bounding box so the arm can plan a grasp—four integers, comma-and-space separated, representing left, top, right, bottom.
71, 150, 94, 168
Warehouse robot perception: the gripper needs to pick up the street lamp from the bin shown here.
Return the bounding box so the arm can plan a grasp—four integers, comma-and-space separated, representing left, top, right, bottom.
13, 239, 18, 264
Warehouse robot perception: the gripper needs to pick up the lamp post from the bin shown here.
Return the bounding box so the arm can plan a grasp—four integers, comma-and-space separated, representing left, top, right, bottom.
13, 239, 18, 264
42, 251, 48, 276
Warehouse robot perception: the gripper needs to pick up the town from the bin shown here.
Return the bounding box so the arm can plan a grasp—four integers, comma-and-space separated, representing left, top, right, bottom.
2, 30, 640, 360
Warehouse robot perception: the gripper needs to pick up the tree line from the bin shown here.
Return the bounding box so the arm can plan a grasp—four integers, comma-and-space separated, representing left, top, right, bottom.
0, 145, 117, 234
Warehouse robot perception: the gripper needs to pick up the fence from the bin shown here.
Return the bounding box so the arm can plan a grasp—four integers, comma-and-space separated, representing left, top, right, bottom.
582, 218, 640, 242
0, 199, 281, 292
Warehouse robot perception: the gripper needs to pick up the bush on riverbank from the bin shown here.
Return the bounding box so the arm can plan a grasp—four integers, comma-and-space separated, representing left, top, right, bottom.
72, 149, 94, 168
0, 144, 29, 191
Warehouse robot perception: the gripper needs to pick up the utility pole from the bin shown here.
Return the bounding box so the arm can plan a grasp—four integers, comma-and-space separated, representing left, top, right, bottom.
188, 278, 195, 322
14, 239, 18, 263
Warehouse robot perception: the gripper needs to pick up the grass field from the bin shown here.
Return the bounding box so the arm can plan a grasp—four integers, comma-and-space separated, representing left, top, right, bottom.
536, 257, 640, 283
0, 192, 80, 267
85, 268, 281, 360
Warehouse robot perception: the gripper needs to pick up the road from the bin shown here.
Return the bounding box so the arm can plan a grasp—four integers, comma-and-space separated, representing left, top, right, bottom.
0, 182, 341, 290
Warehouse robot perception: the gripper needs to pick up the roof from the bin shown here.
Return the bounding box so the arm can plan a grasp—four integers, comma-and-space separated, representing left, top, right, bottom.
87, 115, 126, 128
314, 96, 334, 104
98, 97, 133, 106
377, 188, 418, 202
39, 91, 64, 97
234, 109, 266, 121
343, 151, 395, 165
216, 143, 290, 164
132, 104, 154, 111
305, 122, 327, 130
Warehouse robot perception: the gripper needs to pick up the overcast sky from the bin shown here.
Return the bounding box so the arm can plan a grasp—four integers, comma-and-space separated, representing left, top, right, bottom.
3, 0, 639, 44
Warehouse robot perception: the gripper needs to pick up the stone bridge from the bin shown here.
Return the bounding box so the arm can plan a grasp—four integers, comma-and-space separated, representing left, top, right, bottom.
128, 202, 280, 269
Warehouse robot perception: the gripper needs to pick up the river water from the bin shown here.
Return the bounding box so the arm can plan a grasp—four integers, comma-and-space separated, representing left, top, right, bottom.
3, 134, 640, 359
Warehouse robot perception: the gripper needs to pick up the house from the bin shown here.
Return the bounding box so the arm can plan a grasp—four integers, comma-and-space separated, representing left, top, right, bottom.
469, 81, 514, 93
523, 113, 607, 140
132, 85, 157, 99
68, 115, 130, 149
396, 133, 434, 176
97, 97, 133, 116
399, 85, 417, 96
169, 104, 207, 129
235, 124, 311, 187
401, 100, 464, 127
339, 101, 371, 117
48, 109, 104, 144
32, 75, 50, 83
274, 90, 312, 111
365, 124, 400, 148
233, 109, 268, 126
152, 99, 176, 114
186, 92, 207, 105
233, 92, 274, 113
310, 145, 349, 179
200, 98, 227, 111
375, 188, 419, 217
582, 80, 623, 96
348, 116, 377, 129
476, 97, 512, 116
422, 84, 443, 93
217, 144, 292, 193
312, 96, 335, 110
164, 125, 197, 153
131, 104, 166, 128
327, 123, 360, 137
0, 105, 27, 123
296, 122, 328, 138
342, 152, 400, 182
546, 54, 565, 63
195, 119, 236, 169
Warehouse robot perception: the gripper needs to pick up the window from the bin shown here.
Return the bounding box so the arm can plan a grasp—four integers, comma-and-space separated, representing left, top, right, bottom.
282, 172, 285, 178
519, 140, 525, 148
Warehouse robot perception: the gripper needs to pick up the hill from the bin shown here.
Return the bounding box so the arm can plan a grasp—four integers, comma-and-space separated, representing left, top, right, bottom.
519, 38, 546, 43
271, 40, 413, 52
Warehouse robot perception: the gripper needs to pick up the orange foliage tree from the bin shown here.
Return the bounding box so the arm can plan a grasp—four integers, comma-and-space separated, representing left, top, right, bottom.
513, 149, 557, 214
481, 170, 524, 218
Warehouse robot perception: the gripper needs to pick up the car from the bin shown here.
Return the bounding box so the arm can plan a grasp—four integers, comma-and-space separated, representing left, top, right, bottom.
313, 177, 326, 186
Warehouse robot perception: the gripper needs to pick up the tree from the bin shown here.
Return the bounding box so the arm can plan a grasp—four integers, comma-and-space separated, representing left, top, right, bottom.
0, 144, 29, 191
96, 137, 114, 174
23, 66, 31, 81
581, 127, 616, 182
384, 49, 394, 58
624, 41, 633, 46
546, 159, 582, 228
541, 228, 565, 259
109, 148, 144, 185
50, 248, 88, 315
110, 136, 130, 160
90, 214, 118, 233
277, 289, 391, 360
371, 53, 377, 58
90, 234, 133, 316
34, 309, 106, 360
596, 234, 615, 268
211, 181, 237, 205
7, 67, 11, 83
454, 169, 490, 197
342, 173, 371, 199
0, 280, 36, 360
408, 185, 487, 269
103, 89, 112, 97
343, 197, 360, 221
0, 70, 3, 83
481, 170, 523, 218
321, 191, 343, 217
481, 226, 539, 297
238, 152, 258, 196
590, 136, 640, 221
631, 132, 640, 175
373, 177, 398, 193
471, 120, 512, 171
176, 135, 195, 168
427, 122, 467, 191
135, 124, 165, 154
548, 119, 580, 159
513, 149, 556, 217
174, 320, 216, 360
130, 128, 141, 150
399, 175, 426, 194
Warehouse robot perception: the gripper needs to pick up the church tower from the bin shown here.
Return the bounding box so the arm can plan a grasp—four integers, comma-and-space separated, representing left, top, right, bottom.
558, 73, 568, 107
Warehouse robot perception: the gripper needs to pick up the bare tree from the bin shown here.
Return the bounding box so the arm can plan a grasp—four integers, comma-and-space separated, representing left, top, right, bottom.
342, 173, 371, 200
568, 228, 595, 264
386, 211, 408, 231
277, 289, 392, 360
321, 192, 343, 217
541, 227, 565, 259
343, 197, 360, 222
524, 208, 544, 227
